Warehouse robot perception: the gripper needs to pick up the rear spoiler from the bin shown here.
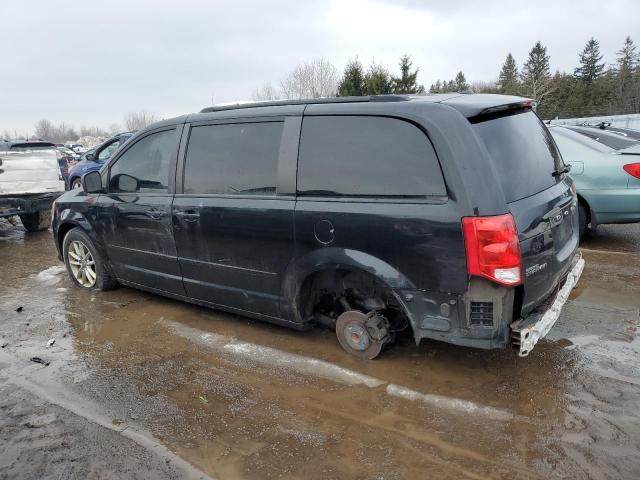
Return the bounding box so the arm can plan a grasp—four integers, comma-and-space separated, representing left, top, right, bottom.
468, 100, 537, 123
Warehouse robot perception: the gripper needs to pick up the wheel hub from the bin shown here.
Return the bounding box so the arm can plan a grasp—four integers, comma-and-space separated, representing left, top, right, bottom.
344, 323, 370, 351
335, 310, 387, 360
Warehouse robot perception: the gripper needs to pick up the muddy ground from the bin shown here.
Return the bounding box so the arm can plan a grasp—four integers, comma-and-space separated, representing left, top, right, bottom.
0, 218, 639, 480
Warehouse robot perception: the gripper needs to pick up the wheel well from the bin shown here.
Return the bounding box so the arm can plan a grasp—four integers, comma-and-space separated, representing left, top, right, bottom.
297, 267, 409, 332
577, 194, 592, 225
57, 223, 77, 251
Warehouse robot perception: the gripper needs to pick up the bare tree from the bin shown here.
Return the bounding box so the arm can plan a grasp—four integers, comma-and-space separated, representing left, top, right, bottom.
251, 83, 280, 101
108, 122, 122, 134
34, 119, 55, 141
280, 58, 339, 99
79, 125, 108, 138
33, 120, 78, 142
124, 111, 158, 131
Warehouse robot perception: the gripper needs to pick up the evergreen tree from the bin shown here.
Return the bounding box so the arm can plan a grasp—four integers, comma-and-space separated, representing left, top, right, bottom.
613, 36, 640, 113
429, 80, 442, 93
574, 37, 605, 83
446, 79, 456, 92
454, 71, 469, 91
337, 58, 366, 96
364, 61, 393, 95
521, 41, 553, 102
616, 36, 639, 76
498, 53, 519, 94
392, 54, 422, 94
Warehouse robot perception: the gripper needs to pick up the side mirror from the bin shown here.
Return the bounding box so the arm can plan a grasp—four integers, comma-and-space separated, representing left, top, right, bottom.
82, 171, 103, 193
115, 173, 139, 193
85, 153, 94, 162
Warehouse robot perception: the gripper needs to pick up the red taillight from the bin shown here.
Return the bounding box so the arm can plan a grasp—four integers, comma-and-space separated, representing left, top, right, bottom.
623, 163, 640, 180
462, 213, 522, 286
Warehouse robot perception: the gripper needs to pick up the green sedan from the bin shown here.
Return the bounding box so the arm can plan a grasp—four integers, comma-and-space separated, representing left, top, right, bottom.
549, 126, 640, 238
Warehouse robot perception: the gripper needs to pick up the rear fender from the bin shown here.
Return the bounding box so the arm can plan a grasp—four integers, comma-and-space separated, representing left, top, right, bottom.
280, 247, 415, 324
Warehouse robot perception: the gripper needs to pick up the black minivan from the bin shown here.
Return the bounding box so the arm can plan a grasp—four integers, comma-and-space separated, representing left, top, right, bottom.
52, 94, 584, 359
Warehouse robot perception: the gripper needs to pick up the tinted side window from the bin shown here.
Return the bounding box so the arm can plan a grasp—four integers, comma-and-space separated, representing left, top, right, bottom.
184, 122, 283, 195
297, 116, 446, 197
109, 129, 176, 193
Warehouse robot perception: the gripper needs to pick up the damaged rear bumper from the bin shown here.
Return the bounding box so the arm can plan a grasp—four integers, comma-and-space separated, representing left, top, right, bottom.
510, 252, 585, 356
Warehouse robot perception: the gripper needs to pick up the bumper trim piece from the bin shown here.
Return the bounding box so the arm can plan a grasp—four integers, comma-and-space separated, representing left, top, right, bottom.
511, 252, 585, 357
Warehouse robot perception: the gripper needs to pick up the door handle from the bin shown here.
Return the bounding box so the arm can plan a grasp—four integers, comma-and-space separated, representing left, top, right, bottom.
175, 210, 200, 222
145, 208, 168, 219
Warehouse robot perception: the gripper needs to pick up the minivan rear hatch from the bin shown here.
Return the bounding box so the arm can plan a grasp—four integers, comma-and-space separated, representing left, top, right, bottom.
472, 108, 579, 316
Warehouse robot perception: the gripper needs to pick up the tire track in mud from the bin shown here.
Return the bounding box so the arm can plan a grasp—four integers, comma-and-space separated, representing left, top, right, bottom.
303, 399, 545, 480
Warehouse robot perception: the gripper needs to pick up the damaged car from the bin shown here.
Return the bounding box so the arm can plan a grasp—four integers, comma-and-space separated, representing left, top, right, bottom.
1, 140, 66, 231
51, 94, 584, 358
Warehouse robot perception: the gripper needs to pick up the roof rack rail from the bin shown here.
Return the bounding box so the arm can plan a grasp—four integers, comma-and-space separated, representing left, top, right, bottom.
199, 95, 411, 113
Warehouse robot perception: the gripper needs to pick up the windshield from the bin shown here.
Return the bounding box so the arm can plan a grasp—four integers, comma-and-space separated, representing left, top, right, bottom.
473, 110, 564, 202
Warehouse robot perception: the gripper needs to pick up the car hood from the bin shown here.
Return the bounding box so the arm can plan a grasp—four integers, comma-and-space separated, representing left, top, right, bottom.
68, 159, 103, 177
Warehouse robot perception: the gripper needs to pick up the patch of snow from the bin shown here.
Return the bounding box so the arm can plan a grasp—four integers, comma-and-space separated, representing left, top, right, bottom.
36, 266, 66, 284
385, 384, 517, 421
162, 319, 519, 420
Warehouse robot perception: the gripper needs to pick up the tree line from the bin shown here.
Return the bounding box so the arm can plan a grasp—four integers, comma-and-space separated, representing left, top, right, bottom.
473, 36, 640, 119
2, 111, 158, 143
253, 35, 640, 119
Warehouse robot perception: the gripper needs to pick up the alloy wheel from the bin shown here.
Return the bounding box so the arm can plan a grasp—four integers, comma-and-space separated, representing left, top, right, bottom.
67, 240, 97, 287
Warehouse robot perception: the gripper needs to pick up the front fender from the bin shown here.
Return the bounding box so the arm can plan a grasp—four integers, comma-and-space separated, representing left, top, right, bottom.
55, 207, 110, 272
280, 247, 415, 323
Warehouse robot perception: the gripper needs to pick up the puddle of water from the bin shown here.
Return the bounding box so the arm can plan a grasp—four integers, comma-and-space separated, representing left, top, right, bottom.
1, 221, 640, 479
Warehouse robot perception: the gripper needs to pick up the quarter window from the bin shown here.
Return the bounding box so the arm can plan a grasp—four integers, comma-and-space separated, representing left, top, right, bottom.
297, 116, 446, 197
109, 129, 176, 193
183, 122, 283, 195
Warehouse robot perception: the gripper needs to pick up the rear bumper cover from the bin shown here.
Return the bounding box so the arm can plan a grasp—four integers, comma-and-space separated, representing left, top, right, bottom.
510, 251, 584, 356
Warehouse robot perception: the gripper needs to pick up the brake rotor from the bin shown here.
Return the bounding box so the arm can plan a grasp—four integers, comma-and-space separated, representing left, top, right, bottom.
335, 310, 384, 360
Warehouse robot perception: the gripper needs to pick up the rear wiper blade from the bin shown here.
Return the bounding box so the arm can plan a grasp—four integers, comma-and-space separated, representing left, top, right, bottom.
552, 164, 571, 177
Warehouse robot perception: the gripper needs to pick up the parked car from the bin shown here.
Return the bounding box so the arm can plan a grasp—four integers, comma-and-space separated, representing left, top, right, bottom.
0, 141, 66, 231
563, 125, 640, 151
64, 143, 86, 154
52, 94, 583, 358
56, 144, 80, 159
575, 122, 640, 141
67, 132, 134, 189
549, 126, 640, 237
0, 140, 74, 187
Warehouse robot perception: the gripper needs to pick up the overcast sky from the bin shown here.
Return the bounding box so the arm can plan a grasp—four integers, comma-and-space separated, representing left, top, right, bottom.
1, 0, 638, 135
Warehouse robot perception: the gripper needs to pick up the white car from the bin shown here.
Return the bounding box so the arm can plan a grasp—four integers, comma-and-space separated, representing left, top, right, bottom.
0, 141, 66, 231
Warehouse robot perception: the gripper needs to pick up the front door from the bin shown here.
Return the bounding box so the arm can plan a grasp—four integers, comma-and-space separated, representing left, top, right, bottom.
172, 119, 295, 317
98, 127, 185, 296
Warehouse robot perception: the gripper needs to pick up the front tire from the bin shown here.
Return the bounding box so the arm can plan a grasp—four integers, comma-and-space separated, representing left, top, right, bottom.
19, 210, 51, 232
71, 177, 82, 189
62, 228, 117, 291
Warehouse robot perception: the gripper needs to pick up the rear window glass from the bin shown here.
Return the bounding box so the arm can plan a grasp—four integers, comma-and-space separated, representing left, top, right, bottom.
297, 116, 446, 197
473, 110, 563, 202
567, 127, 640, 151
